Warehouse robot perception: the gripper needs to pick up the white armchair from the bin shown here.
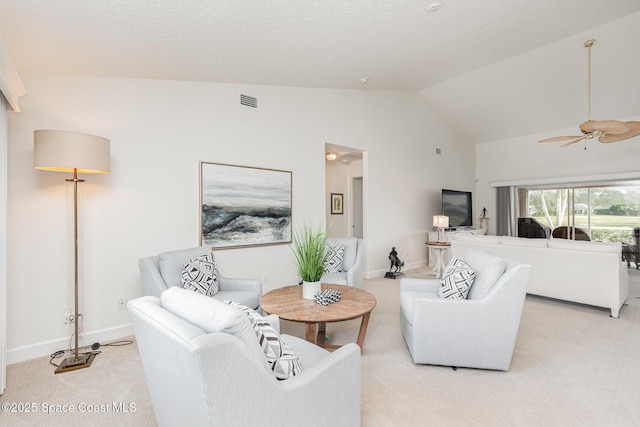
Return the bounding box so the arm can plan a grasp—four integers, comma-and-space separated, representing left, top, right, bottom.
321, 237, 364, 288
139, 245, 262, 309
128, 288, 361, 427
400, 250, 531, 370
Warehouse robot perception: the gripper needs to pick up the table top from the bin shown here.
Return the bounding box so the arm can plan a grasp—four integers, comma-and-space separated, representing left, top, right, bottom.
426, 241, 451, 247
260, 284, 377, 323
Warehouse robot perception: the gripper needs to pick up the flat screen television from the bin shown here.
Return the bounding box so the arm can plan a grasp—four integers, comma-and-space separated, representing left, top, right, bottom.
442, 189, 473, 228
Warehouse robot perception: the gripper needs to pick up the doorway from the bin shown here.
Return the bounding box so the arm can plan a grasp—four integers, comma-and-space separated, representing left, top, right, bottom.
324, 143, 365, 240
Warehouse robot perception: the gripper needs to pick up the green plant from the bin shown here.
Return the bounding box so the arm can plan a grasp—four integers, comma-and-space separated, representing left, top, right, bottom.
292, 222, 329, 282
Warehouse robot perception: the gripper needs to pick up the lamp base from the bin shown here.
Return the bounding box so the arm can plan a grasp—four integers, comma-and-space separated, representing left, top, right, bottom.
54, 352, 97, 374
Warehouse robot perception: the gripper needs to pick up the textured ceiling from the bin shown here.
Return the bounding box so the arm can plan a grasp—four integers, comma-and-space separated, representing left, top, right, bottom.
1, 0, 639, 91
1, 1, 640, 143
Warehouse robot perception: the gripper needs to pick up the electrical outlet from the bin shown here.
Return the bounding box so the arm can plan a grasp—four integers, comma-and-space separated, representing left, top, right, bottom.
64, 307, 74, 324
117, 297, 127, 311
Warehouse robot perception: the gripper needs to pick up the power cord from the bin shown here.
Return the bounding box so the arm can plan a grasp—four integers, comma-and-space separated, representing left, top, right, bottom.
49, 338, 133, 367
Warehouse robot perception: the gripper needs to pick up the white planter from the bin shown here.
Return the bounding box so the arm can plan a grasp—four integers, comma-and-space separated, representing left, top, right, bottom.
302, 281, 321, 299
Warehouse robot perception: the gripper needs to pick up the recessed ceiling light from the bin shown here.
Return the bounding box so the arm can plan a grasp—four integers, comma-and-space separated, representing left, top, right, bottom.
360, 77, 369, 84
427, 2, 443, 13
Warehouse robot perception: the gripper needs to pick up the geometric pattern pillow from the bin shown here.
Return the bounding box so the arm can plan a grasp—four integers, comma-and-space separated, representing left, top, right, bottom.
324, 243, 346, 273
437, 257, 476, 300
181, 253, 219, 297
224, 301, 303, 380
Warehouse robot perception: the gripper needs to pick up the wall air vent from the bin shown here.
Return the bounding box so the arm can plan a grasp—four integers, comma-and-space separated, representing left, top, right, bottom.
240, 94, 258, 108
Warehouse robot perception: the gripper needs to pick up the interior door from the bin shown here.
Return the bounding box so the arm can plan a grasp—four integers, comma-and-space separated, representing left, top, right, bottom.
351, 177, 363, 238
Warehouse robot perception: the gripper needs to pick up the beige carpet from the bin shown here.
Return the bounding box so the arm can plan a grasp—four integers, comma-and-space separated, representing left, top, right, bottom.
2, 268, 639, 426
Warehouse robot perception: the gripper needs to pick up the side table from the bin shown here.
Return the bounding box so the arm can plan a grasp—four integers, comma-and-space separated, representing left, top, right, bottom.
425, 241, 451, 278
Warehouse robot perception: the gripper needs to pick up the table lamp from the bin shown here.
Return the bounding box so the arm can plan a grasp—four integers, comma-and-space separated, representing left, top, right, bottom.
433, 215, 449, 242
34, 129, 110, 374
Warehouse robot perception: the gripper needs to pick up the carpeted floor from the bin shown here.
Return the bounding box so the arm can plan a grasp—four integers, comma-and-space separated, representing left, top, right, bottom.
1, 268, 639, 426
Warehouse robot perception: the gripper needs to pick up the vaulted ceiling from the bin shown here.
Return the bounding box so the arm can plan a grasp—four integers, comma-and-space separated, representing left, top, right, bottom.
1, 0, 639, 144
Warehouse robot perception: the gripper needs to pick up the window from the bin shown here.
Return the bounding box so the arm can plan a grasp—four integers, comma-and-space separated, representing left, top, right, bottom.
518, 181, 640, 242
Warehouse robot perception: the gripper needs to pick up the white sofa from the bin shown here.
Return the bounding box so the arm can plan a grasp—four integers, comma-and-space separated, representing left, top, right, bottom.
451, 234, 629, 318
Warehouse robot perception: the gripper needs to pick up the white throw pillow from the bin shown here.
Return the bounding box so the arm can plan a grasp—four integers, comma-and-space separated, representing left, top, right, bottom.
463, 249, 506, 299
324, 243, 346, 273
225, 301, 303, 381
437, 258, 476, 300
160, 287, 267, 369
181, 253, 219, 296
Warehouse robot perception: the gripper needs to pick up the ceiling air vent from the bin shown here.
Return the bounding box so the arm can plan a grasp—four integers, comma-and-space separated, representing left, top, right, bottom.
240, 94, 258, 108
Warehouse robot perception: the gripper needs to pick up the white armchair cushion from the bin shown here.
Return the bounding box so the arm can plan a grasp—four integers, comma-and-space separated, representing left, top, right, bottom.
324, 243, 346, 273
181, 253, 219, 296
464, 248, 506, 300
160, 287, 267, 369
225, 301, 304, 380
437, 258, 476, 299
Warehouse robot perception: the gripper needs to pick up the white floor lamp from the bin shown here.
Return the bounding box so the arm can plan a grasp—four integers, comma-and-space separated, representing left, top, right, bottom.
33, 130, 110, 374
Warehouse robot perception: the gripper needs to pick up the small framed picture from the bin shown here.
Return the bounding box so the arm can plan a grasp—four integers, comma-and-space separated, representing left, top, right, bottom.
331, 193, 343, 215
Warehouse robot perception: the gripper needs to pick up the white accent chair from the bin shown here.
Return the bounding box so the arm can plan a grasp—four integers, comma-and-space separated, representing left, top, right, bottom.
321, 237, 364, 288
128, 288, 362, 427
138, 245, 262, 309
400, 250, 531, 370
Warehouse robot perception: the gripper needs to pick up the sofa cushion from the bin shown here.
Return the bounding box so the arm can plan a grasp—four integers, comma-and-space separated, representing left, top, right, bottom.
453, 233, 501, 244
181, 253, 220, 296
225, 301, 303, 380
159, 245, 212, 288
438, 258, 476, 299
548, 238, 621, 254
324, 243, 346, 273
499, 236, 548, 248
160, 287, 267, 369
464, 249, 506, 300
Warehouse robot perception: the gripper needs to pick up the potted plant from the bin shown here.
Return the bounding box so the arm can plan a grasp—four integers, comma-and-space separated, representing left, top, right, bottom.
292, 222, 330, 299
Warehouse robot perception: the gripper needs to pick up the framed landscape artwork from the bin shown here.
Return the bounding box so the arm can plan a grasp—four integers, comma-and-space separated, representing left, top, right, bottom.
200, 162, 292, 249
331, 193, 344, 215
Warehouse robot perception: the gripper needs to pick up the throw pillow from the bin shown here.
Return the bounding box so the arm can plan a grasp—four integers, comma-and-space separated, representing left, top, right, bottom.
181, 253, 219, 296
224, 301, 303, 380
324, 243, 346, 273
437, 257, 476, 300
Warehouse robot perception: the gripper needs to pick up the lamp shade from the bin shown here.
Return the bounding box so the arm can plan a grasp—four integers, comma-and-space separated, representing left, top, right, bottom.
34, 130, 110, 174
433, 215, 449, 228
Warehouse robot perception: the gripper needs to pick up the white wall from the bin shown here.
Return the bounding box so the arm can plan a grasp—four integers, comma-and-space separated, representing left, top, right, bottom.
475, 117, 640, 234
7, 75, 473, 362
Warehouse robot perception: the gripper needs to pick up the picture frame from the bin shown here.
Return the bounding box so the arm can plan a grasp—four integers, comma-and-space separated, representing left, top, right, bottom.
200, 162, 292, 249
331, 193, 344, 215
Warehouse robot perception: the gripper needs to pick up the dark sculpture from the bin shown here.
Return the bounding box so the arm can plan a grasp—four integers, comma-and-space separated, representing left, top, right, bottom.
385, 247, 405, 279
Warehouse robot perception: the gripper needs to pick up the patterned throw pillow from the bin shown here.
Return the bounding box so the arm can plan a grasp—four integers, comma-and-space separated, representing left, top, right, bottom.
181, 253, 219, 296
224, 301, 303, 380
437, 257, 476, 300
324, 243, 346, 273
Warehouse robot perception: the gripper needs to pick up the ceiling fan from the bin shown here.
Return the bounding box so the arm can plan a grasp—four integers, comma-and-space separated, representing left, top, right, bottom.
539, 39, 640, 148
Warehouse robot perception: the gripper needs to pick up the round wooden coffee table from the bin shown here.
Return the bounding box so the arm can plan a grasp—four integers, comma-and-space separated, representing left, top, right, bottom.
260, 284, 377, 351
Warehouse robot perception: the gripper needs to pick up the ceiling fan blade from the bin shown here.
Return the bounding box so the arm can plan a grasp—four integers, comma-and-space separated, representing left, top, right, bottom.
580, 120, 628, 135
538, 135, 582, 143
560, 136, 587, 147
598, 121, 640, 143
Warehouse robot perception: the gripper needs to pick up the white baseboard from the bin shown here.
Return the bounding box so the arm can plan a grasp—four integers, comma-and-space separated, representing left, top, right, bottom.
6, 323, 134, 365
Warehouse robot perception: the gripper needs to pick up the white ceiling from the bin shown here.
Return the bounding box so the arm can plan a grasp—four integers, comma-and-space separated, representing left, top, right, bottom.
1, 0, 640, 143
